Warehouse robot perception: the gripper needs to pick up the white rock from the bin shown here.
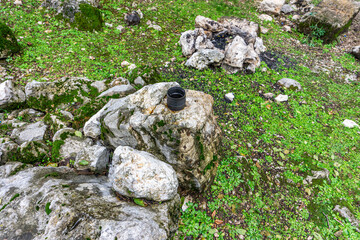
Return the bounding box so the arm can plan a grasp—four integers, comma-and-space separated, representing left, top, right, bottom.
342, 119, 359, 128
292, 15, 301, 21
223, 36, 248, 70
75, 145, 110, 172
224, 93, 235, 103
281, 4, 296, 14
136, 9, 143, 18
97, 85, 136, 98
283, 25, 291, 32
116, 25, 125, 32
105, 23, 113, 28
351, 46, 360, 60
91, 80, 107, 93
134, 76, 145, 86
254, 37, 266, 55
344, 74, 357, 84
185, 49, 225, 70
128, 64, 137, 71
195, 15, 224, 32
259, 14, 273, 21
121, 61, 130, 67
11, 121, 47, 144
14, 0, 22, 5
0, 80, 25, 109
275, 94, 288, 102
263, 93, 274, 99
109, 146, 178, 201
261, 27, 269, 34
179, 29, 202, 57
277, 78, 302, 91
259, 0, 286, 15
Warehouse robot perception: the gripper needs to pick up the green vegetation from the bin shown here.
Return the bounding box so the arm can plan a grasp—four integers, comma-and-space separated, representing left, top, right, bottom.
72, 3, 104, 32
1, 0, 360, 239
45, 202, 52, 215
0, 193, 20, 212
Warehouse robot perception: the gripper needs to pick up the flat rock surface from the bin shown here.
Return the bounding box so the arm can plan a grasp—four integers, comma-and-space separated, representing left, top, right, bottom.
0, 164, 180, 240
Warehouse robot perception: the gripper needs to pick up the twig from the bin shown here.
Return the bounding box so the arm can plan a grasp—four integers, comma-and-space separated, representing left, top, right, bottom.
333, 217, 344, 226
322, 212, 330, 229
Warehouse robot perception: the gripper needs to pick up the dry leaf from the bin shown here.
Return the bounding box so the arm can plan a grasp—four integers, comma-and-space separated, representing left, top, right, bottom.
211, 210, 216, 218
215, 219, 224, 225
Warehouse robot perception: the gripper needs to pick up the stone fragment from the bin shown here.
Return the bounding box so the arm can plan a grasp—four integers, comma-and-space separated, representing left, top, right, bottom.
281, 4, 296, 14
277, 78, 302, 91
298, 0, 360, 43
303, 169, 330, 185
11, 121, 47, 144
195, 15, 224, 32
0, 165, 180, 239
185, 49, 224, 70
91, 80, 107, 93
283, 25, 291, 32
0, 80, 26, 109
342, 119, 359, 128
259, 14, 273, 21
179, 28, 206, 57
275, 94, 288, 102
97, 85, 136, 98
351, 46, 360, 60
109, 146, 178, 201
224, 93, 234, 103
334, 205, 360, 231
75, 144, 109, 172
263, 92, 274, 99
134, 76, 145, 86
259, 0, 286, 15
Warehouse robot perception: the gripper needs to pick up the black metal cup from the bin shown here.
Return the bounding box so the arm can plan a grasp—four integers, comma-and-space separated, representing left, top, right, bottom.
167, 87, 186, 111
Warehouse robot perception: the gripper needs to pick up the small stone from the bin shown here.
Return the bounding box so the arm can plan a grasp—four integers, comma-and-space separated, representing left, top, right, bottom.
105, 23, 113, 28
124, 11, 140, 26
259, 0, 286, 15
136, 9, 143, 19
351, 46, 360, 60
224, 93, 235, 103
344, 74, 357, 83
277, 78, 302, 91
275, 94, 288, 102
281, 4, 296, 14
128, 64, 137, 71
259, 14, 273, 21
342, 119, 359, 128
292, 15, 301, 21
14, 0, 22, 5
116, 25, 124, 32
263, 93, 274, 99
134, 76, 145, 86
261, 27, 269, 34
121, 61, 130, 68
283, 25, 291, 32
182, 195, 193, 211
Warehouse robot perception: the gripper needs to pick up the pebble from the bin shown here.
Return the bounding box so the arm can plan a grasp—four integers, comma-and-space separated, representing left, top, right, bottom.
263, 93, 274, 99
342, 119, 359, 128
121, 61, 130, 67
275, 94, 288, 102
224, 93, 235, 103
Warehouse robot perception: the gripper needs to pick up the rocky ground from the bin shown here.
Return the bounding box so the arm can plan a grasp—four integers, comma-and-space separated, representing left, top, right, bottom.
0, 0, 360, 239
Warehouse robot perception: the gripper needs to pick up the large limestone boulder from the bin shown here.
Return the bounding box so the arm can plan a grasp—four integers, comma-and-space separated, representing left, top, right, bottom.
0, 164, 180, 239
298, 0, 360, 43
84, 82, 222, 191
109, 146, 178, 202
0, 80, 26, 109
41, 0, 103, 31
0, 22, 21, 59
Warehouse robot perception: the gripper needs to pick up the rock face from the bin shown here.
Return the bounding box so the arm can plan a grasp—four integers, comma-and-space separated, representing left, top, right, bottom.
180, 16, 265, 73
0, 164, 180, 239
259, 0, 286, 15
0, 80, 26, 108
25, 77, 97, 111
0, 140, 18, 165
0, 22, 21, 59
109, 146, 178, 201
84, 82, 222, 191
53, 128, 110, 172
351, 46, 360, 60
298, 0, 360, 43
10, 121, 48, 144
41, 0, 103, 31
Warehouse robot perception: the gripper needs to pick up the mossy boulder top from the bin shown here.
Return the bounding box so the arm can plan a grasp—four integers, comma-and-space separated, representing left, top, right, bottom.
42, 0, 103, 31
0, 22, 21, 59
298, 0, 360, 43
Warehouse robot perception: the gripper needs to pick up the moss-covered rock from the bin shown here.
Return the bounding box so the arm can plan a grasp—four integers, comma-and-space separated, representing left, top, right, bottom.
298, 0, 360, 43
72, 3, 103, 31
0, 22, 21, 59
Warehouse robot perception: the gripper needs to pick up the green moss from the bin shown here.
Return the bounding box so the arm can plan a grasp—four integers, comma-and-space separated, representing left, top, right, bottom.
51, 140, 64, 162
9, 163, 27, 176
72, 4, 103, 32
0, 193, 20, 212
45, 202, 52, 215
0, 22, 21, 57
196, 135, 205, 161
44, 172, 60, 178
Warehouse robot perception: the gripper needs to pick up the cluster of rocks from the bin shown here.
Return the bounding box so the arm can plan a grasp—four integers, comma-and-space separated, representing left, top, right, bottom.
180, 15, 266, 73
0, 79, 222, 239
